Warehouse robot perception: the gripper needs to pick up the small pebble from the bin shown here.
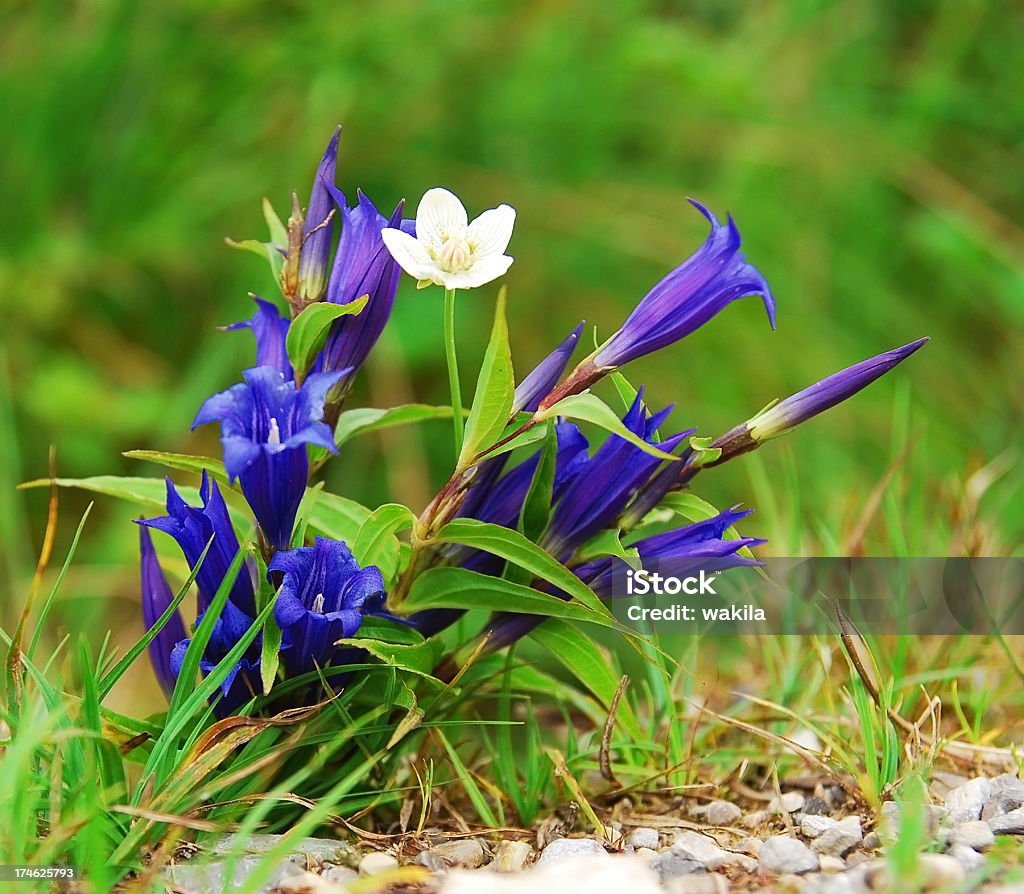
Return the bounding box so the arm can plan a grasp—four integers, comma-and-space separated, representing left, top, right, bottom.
802, 796, 831, 816
861, 832, 880, 851
812, 816, 862, 857
671, 831, 724, 864
758, 835, 819, 875
982, 772, 1024, 820
988, 806, 1024, 835
734, 837, 762, 856
632, 847, 658, 864
800, 814, 838, 838
818, 854, 847, 873
416, 850, 448, 873
770, 792, 806, 814
704, 800, 742, 826
429, 839, 487, 869
947, 843, 986, 873
492, 840, 533, 872
944, 777, 992, 823
864, 853, 964, 890
358, 851, 398, 876
741, 810, 771, 830
538, 837, 606, 863
321, 865, 358, 885
625, 827, 660, 851
649, 853, 704, 884
952, 819, 995, 850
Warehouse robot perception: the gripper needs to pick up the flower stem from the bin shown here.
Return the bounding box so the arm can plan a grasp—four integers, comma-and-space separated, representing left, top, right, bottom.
444, 287, 464, 457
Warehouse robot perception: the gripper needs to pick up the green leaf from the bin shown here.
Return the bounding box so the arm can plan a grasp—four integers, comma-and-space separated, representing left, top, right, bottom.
537, 392, 680, 461
352, 503, 415, 583
530, 620, 641, 739
336, 636, 445, 679
224, 238, 285, 287
573, 528, 638, 564
519, 423, 558, 543
17, 475, 197, 511
687, 435, 723, 466
475, 420, 549, 462
357, 617, 426, 646
97, 535, 213, 700
434, 518, 608, 616
123, 450, 229, 485
458, 286, 514, 468
334, 404, 457, 448
608, 370, 639, 413
285, 295, 369, 378
403, 567, 611, 627
262, 196, 288, 246
306, 491, 372, 543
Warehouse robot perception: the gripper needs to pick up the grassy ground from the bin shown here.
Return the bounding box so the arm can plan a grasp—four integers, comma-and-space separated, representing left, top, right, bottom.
1, 1, 1022, 890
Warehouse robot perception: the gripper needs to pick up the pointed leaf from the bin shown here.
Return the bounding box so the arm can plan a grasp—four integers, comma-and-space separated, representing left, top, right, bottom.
458, 287, 514, 468
434, 518, 607, 615
538, 393, 679, 461
286, 294, 369, 377
334, 404, 458, 448
403, 567, 610, 627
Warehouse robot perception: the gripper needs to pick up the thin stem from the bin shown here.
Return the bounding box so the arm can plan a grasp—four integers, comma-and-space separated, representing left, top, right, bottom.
444, 287, 464, 457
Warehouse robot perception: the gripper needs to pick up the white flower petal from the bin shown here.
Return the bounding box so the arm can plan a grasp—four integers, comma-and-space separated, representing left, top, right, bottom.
467, 205, 516, 258
442, 254, 514, 290
381, 227, 443, 282
415, 188, 468, 250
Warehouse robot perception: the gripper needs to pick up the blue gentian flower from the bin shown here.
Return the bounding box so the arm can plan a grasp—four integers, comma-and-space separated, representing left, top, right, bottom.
316, 189, 410, 389
138, 525, 188, 698
226, 296, 293, 378
193, 366, 342, 550
137, 472, 256, 615
697, 338, 929, 470
573, 507, 765, 598
486, 509, 763, 651
540, 202, 774, 409
296, 127, 340, 303
458, 422, 590, 574
511, 322, 584, 414
542, 391, 692, 557
268, 537, 386, 676
739, 337, 930, 446
170, 597, 262, 717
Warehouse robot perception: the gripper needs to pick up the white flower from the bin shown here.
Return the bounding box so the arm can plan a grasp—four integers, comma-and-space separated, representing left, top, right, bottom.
381, 187, 515, 290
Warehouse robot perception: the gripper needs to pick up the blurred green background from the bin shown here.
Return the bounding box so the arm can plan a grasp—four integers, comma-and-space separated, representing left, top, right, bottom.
2, 1, 1022, 669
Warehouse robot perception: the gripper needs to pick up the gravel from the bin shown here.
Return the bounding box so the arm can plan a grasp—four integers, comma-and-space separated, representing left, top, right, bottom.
811, 816, 863, 857
988, 806, 1024, 835
625, 827, 660, 851
758, 835, 820, 875
164, 857, 305, 893
165, 772, 1024, 893
493, 840, 534, 872
429, 838, 488, 869
944, 777, 992, 823
704, 800, 742, 826
357, 851, 399, 875
648, 852, 704, 884
951, 819, 996, 850
537, 837, 607, 863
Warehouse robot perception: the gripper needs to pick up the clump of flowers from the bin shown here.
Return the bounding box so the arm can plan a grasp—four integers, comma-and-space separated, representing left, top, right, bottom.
132, 127, 926, 718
